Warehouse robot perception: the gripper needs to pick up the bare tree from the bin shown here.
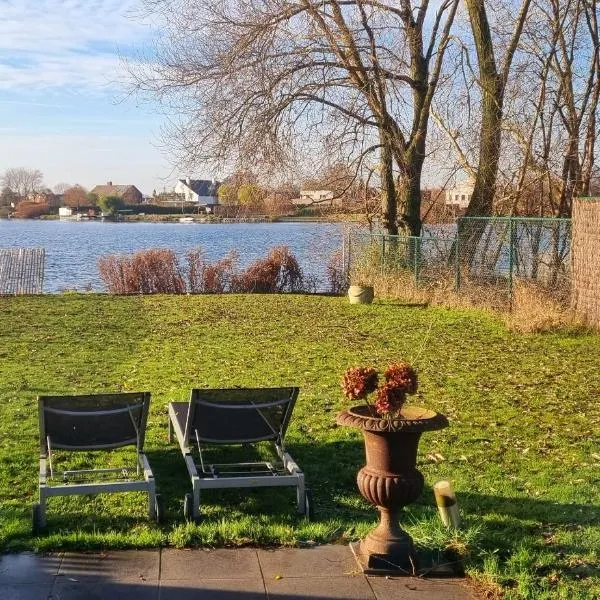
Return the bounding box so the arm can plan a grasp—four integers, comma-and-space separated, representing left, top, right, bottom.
130, 0, 458, 235
1, 168, 44, 197
498, 0, 600, 216
544, 0, 600, 214
63, 185, 89, 209
53, 182, 71, 194
462, 0, 533, 219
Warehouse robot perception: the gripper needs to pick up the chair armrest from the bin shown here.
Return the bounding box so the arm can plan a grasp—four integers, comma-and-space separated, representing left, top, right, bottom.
282, 451, 302, 474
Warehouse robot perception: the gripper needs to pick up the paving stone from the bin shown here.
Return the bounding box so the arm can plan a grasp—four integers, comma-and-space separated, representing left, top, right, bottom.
0, 553, 61, 584
257, 545, 357, 578
58, 550, 159, 582
158, 578, 266, 600
0, 584, 54, 600
265, 575, 375, 599
368, 576, 476, 600
160, 548, 261, 580
51, 579, 159, 600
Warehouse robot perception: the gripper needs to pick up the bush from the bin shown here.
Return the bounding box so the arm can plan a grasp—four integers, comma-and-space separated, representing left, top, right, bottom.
233, 247, 304, 292
326, 250, 347, 294
187, 249, 238, 293
12, 202, 50, 219
98, 249, 186, 294
98, 246, 310, 295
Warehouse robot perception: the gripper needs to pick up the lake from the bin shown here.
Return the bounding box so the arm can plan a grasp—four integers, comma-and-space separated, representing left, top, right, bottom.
0, 220, 344, 293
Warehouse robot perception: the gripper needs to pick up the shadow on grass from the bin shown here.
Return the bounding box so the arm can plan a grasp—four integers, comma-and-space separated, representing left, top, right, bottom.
2, 440, 598, 569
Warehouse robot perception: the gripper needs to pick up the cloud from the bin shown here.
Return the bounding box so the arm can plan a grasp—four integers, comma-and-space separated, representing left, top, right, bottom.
0, 0, 149, 91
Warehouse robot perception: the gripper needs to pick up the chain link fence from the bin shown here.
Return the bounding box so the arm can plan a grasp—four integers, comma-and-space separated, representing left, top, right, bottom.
345, 217, 572, 308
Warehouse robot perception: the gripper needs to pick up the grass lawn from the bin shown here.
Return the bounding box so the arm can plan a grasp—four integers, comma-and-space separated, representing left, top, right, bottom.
0, 294, 598, 599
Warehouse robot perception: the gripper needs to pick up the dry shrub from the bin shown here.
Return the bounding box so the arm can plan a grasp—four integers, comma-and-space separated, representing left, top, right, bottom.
503, 280, 583, 333
12, 202, 50, 219
233, 246, 304, 292
326, 250, 347, 294
360, 259, 584, 333
98, 249, 185, 294
187, 248, 238, 293
99, 246, 311, 295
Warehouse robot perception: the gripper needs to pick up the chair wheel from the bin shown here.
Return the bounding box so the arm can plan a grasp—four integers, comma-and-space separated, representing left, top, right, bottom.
154, 494, 164, 524
32, 503, 42, 535
183, 493, 193, 522
304, 488, 314, 521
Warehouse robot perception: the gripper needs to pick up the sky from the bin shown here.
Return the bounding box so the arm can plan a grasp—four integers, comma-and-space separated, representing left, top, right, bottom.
0, 0, 185, 195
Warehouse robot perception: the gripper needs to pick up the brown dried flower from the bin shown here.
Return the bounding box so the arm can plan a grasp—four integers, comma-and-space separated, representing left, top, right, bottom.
384, 361, 418, 395
341, 366, 378, 401
341, 360, 417, 419
375, 382, 407, 415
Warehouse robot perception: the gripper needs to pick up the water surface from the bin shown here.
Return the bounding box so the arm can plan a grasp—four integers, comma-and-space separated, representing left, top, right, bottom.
0, 220, 343, 292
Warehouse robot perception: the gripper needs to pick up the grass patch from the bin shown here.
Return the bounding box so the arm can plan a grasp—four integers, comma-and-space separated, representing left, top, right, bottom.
0, 294, 598, 599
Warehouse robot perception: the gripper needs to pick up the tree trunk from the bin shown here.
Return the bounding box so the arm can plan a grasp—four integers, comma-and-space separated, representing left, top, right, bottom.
462, 0, 504, 263
380, 138, 399, 236
398, 156, 424, 237
464, 0, 503, 219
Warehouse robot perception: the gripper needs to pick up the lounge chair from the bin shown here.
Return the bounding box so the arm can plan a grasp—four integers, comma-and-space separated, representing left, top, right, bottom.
167, 387, 311, 521
34, 392, 161, 532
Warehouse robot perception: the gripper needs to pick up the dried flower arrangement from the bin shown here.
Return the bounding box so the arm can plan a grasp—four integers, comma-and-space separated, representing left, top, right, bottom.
341, 361, 418, 420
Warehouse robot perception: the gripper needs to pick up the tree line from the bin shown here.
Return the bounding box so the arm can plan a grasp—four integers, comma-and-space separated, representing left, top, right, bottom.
0, 168, 126, 217
129, 0, 600, 235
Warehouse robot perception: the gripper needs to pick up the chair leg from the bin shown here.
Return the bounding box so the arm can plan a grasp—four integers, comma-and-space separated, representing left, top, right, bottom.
192, 476, 201, 520
167, 417, 174, 444
38, 487, 47, 529
147, 478, 156, 521
296, 473, 306, 515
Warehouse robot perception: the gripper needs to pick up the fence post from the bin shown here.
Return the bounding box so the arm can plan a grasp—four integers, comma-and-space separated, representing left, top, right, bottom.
454, 220, 461, 292
343, 229, 349, 285
508, 217, 515, 307
413, 237, 421, 286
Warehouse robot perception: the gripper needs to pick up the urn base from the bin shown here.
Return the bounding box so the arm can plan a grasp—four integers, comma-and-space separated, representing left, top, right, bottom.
350, 542, 465, 577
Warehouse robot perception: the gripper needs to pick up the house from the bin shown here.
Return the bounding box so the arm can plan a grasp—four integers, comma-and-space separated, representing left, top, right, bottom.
174, 178, 220, 206
90, 181, 143, 205
292, 190, 340, 207
445, 179, 474, 209
28, 190, 61, 207
58, 207, 74, 219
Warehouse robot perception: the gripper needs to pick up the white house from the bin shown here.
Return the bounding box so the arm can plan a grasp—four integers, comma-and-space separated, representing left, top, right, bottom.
174, 178, 220, 206
445, 180, 474, 209
293, 189, 340, 207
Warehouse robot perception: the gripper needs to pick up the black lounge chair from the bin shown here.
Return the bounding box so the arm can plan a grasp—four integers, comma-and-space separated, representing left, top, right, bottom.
34, 392, 161, 532
167, 387, 311, 521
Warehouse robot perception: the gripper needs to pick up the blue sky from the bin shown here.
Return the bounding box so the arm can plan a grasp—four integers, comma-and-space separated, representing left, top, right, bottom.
0, 0, 185, 194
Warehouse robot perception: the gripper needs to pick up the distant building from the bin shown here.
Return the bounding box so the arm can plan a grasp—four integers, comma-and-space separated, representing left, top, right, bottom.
293, 190, 340, 207
58, 207, 74, 219
28, 190, 61, 207
90, 181, 143, 205
174, 178, 220, 206
445, 180, 474, 209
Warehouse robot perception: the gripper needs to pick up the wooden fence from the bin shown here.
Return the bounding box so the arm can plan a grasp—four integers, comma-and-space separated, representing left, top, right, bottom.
0, 248, 45, 295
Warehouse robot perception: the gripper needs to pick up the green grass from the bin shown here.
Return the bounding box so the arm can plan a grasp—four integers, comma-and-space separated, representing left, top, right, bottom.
0, 294, 598, 599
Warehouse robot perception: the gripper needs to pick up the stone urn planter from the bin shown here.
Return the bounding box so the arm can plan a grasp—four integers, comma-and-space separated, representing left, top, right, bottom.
337, 404, 448, 575
348, 285, 374, 304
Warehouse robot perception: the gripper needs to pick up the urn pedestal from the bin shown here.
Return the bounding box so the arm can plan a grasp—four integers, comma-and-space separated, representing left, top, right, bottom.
337, 405, 451, 576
